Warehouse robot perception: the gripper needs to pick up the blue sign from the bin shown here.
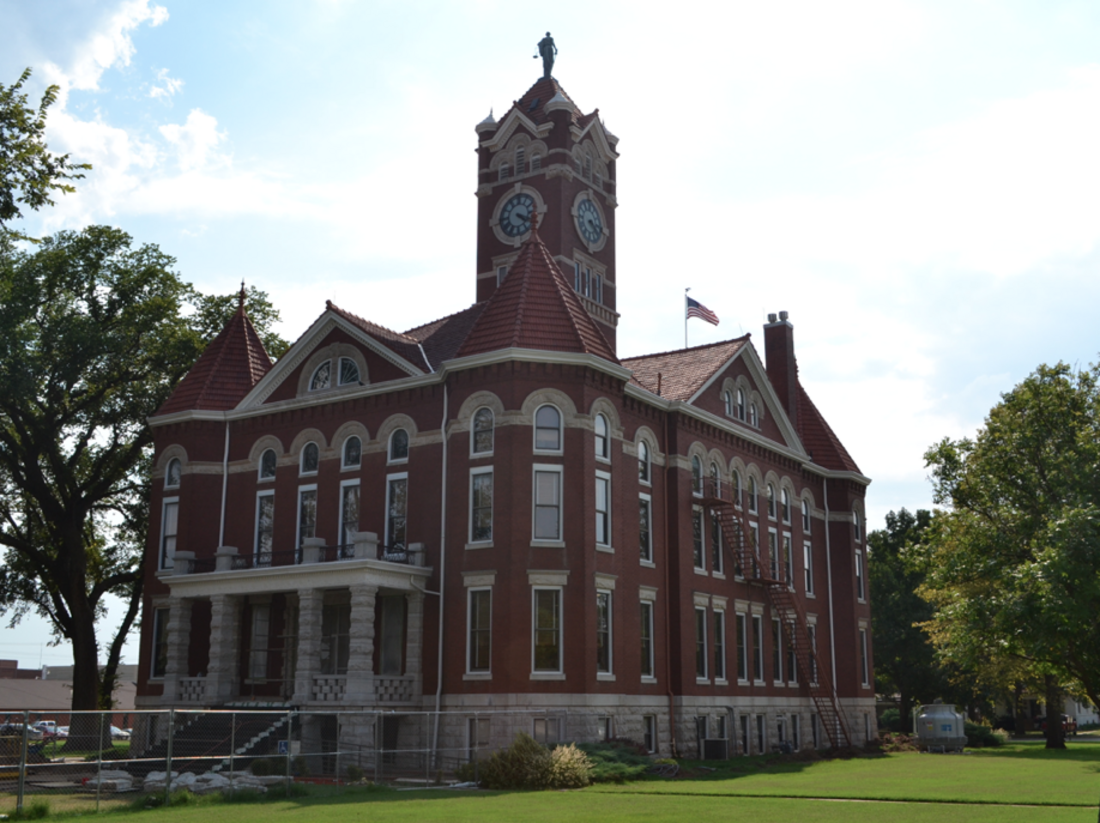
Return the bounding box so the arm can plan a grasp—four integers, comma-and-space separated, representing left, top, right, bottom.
278, 740, 289, 755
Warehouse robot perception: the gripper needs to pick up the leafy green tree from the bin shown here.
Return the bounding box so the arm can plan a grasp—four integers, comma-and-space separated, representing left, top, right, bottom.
0, 226, 287, 739
191, 285, 290, 359
920, 363, 1100, 748
1, 69, 90, 236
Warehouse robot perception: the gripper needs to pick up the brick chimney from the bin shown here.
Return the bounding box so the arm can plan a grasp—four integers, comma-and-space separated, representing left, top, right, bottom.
763, 311, 798, 431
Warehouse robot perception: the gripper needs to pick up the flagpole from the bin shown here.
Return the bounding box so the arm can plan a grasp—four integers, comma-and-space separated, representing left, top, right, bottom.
684, 288, 690, 349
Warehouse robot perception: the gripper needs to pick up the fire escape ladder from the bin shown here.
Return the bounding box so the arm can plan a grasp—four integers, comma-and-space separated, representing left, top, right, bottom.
702, 480, 852, 750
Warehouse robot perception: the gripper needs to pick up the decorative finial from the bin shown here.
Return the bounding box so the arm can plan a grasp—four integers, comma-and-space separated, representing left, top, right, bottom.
238, 280, 246, 311
535, 32, 557, 79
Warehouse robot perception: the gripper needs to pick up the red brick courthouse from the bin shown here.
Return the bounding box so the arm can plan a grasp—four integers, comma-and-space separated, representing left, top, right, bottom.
136, 69, 873, 759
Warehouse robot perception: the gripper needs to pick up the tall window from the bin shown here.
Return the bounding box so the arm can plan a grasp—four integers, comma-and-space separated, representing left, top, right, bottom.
152, 608, 169, 677
643, 716, 656, 753
860, 628, 870, 686
808, 623, 819, 683
752, 615, 763, 681
595, 471, 611, 546
736, 613, 748, 681
733, 471, 742, 508
471, 469, 493, 543
639, 496, 653, 562
165, 458, 181, 489
594, 413, 609, 459
787, 623, 797, 683
691, 456, 702, 495
766, 483, 776, 518
342, 436, 361, 468
736, 388, 746, 420
692, 508, 705, 569
781, 489, 791, 523
533, 467, 562, 540
853, 511, 862, 542
695, 607, 707, 679
531, 153, 541, 171
723, 390, 733, 417
593, 274, 603, 304
340, 481, 360, 546
710, 513, 724, 573
749, 402, 759, 427
768, 530, 779, 580
638, 441, 651, 483
772, 617, 783, 683
260, 448, 277, 481
298, 486, 317, 548
468, 589, 491, 673
320, 603, 350, 675
515, 146, 525, 174
338, 357, 360, 386
748, 477, 758, 514
533, 588, 562, 672
389, 429, 409, 462
300, 442, 319, 475
255, 491, 274, 565
472, 408, 494, 454
534, 405, 562, 451
498, 163, 509, 181
640, 601, 654, 678
714, 611, 726, 680
709, 462, 720, 497
783, 534, 793, 587
802, 499, 811, 532
855, 550, 865, 600
803, 541, 814, 594
160, 499, 179, 570
596, 591, 612, 674
386, 474, 408, 548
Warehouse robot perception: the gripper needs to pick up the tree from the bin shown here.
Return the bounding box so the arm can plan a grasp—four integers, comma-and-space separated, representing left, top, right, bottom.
920, 363, 1100, 748
1, 69, 90, 236
191, 285, 290, 359
0, 226, 287, 742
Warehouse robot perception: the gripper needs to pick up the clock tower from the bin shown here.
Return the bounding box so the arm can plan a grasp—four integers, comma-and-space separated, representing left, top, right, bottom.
474, 74, 620, 351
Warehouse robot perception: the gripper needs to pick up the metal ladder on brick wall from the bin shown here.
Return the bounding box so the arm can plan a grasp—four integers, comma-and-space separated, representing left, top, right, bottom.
701, 479, 852, 749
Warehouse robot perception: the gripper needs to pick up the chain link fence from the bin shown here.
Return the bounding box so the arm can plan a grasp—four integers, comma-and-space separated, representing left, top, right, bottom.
0, 707, 579, 815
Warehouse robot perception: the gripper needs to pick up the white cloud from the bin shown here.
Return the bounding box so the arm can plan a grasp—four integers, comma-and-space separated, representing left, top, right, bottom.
149, 67, 183, 99
159, 109, 226, 172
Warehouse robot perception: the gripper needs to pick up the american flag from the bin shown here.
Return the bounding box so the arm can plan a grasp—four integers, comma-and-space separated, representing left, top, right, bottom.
686, 296, 719, 326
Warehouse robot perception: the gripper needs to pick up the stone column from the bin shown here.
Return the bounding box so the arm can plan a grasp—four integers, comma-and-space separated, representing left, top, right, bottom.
293, 589, 323, 705
301, 537, 325, 564
162, 597, 192, 702
350, 531, 379, 560
344, 584, 378, 704
405, 591, 425, 698
206, 594, 241, 705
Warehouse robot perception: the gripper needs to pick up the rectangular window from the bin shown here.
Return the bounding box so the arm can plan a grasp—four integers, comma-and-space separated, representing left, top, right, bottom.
596, 590, 612, 674
808, 623, 819, 683
786, 623, 797, 684
598, 717, 612, 741
711, 514, 723, 573
692, 508, 705, 570
855, 550, 865, 601
752, 615, 763, 681
320, 603, 350, 675
860, 628, 870, 686
497, 265, 508, 286
783, 534, 793, 587
593, 274, 603, 304
249, 604, 270, 679
714, 610, 726, 681
159, 499, 179, 570
340, 481, 360, 547
803, 541, 814, 594
386, 474, 408, 549
533, 588, 562, 673
778, 717, 786, 743
470, 469, 493, 543
695, 607, 707, 679
716, 715, 727, 740
749, 523, 760, 577
772, 617, 783, 683
297, 485, 317, 549
736, 613, 748, 681
643, 715, 656, 753
533, 467, 562, 541
467, 717, 490, 762
595, 471, 611, 547
768, 529, 779, 580
468, 588, 492, 673
533, 717, 561, 745
640, 601, 654, 678
639, 496, 652, 562
255, 491, 275, 565
151, 607, 169, 678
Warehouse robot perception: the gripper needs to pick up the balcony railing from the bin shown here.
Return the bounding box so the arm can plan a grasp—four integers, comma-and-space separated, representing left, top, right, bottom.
169, 535, 425, 576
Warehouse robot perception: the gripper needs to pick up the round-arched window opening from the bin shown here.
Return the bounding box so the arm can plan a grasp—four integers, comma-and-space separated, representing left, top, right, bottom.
259, 449, 277, 481
390, 429, 410, 461
691, 456, 702, 494
595, 414, 609, 459
343, 436, 362, 468
736, 389, 746, 421
749, 402, 759, 427
748, 477, 758, 514
472, 408, 494, 454
733, 471, 743, 507
534, 405, 561, 451
301, 442, 320, 474
638, 441, 651, 483
781, 488, 791, 523
767, 483, 776, 518
338, 357, 360, 386
309, 361, 332, 392
802, 499, 811, 532
165, 458, 182, 489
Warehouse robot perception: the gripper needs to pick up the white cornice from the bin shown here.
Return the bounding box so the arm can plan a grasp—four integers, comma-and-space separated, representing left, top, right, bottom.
570, 118, 619, 162
440, 347, 631, 382
165, 559, 432, 598
479, 109, 552, 151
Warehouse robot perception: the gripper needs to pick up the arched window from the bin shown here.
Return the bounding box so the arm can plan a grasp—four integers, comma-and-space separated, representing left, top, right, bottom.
781, 488, 791, 523
343, 436, 362, 468
531, 153, 541, 172
802, 499, 811, 532
594, 171, 602, 188
574, 157, 582, 175
853, 511, 862, 542
723, 390, 733, 417
594, 413, 609, 459
638, 441, 650, 483
338, 357, 360, 386
472, 408, 494, 455
709, 462, 721, 496
584, 152, 592, 181
389, 429, 409, 462
515, 146, 525, 174
309, 361, 332, 391
736, 389, 746, 421
733, 470, 743, 508
691, 456, 702, 495
534, 405, 562, 451
259, 449, 277, 481
766, 483, 776, 518
165, 458, 182, 489
748, 477, 758, 514
301, 442, 319, 475
749, 402, 759, 427
498, 163, 510, 182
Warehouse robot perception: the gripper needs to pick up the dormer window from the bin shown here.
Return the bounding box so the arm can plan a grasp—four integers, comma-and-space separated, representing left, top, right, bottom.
301, 442, 319, 475
259, 449, 277, 481
515, 146, 525, 174
389, 429, 410, 462
309, 361, 332, 391
584, 152, 592, 181
531, 153, 541, 172
165, 458, 182, 489
737, 389, 746, 421
338, 357, 360, 386
749, 402, 759, 427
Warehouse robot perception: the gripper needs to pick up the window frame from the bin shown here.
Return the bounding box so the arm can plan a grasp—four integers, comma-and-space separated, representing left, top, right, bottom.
532, 464, 564, 543
159, 497, 179, 571
640, 600, 655, 679
595, 469, 612, 548
388, 428, 410, 464
752, 614, 764, 683
736, 388, 746, 420
714, 609, 726, 682
594, 413, 610, 461
692, 506, 705, 571
766, 483, 777, 519
300, 441, 320, 476
691, 455, 703, 496
469, 466, 494, 545
736, 612, 748, 682
802, 498, 811, 532
254, 490, 275, 565
749, 402, 759, 427
643, 715, 657, 753
695, 606, 708, 681
164, 458, 181, 490
860, 627, 870, 686
151, 607, 170, 679
803, 540, 815, 595
385, 472, 409, 549
341, 436, 361, 470
467, 587, 492, 675
638, 440, 651, 485
639, 493, 653, 564
296, 483, 318, 550
533, 404, 563, 454
596, 589, 613, 675
772, 616, 783, 684
308, 360, 332, 392
339, 478, 360, 548
337, 356, 360, 386
781, 488, 791, 524
259, 448, 278, 482
855, 549, 866, 601
532, 587, 563, 675
471, 407, 494, 456
748, 477, 758, 514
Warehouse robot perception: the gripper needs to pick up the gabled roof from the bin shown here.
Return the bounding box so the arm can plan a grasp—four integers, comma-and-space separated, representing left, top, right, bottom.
622, 337, 751, 401
510, 76, 587, 127
157, 303, 272, 415
324, 300, 430, 371
794, 383, 862, 473
456, 225, 619, 364
404, 302, 488, 370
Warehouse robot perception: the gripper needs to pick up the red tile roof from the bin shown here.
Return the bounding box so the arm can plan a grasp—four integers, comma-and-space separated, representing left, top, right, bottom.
794, 383, 862, 473
622, 337, 750, 401
455, 226, 619, 363
325, 300, 430, 372
157, 305, 272, 415
404, 302, 488, 370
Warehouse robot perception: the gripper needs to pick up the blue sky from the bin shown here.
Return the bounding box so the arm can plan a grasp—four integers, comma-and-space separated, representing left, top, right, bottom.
3, 0, 1100, 665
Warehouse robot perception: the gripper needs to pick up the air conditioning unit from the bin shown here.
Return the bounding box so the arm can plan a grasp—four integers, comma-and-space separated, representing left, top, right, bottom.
702, 738, 729, 760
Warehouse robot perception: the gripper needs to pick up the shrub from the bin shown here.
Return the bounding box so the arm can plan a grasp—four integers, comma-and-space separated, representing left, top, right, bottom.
12, 800, 50, 820
879, 733, 919, 752
576, 741, 652, 783
346, 763, 364, 782
547, 743, 593, 789
965, 722, 1005, 748
250, 757, 275, 776
477, 733, 552, 790
878, 708, 901, 733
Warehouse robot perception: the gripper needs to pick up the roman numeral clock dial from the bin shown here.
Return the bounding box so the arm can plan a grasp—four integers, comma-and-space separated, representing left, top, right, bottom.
499, 193, 535, 237
576, 198, 603, 244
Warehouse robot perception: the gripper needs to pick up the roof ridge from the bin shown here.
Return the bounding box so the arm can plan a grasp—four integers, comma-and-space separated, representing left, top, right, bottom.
622, 334, 752, 363
404, 301, 487, 337
326, 300, 421, 344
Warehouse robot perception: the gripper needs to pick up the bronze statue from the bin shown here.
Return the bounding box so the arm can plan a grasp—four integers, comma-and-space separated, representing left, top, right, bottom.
535, 32, 557, 79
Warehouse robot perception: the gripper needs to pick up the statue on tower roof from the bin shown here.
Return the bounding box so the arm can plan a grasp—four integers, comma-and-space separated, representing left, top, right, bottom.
536, 32, 557, 79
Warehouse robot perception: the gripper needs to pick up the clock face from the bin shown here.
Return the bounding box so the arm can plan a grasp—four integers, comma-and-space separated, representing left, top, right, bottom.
499, 194, 535, 237
576, 198, 603, 244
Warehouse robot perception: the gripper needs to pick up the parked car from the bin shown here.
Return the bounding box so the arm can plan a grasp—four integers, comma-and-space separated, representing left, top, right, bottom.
0, 724, 44, 740
32, 721, 57, 739
55, 726, 69, 739
1038, 714, 1078, 735
110, 726, 130, 741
